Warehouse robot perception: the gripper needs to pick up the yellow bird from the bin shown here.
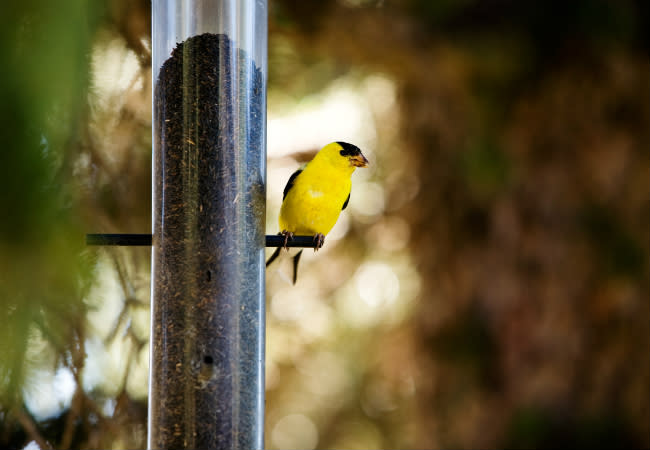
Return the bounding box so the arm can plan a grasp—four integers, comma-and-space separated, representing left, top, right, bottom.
267, 141, 369, 283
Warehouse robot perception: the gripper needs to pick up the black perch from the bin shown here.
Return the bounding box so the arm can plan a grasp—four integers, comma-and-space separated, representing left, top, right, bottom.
87, 233, 320, 248
86, 234, 153, 246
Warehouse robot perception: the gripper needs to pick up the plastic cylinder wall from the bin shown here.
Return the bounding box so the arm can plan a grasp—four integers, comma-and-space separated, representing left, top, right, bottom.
149, 1, 266, 449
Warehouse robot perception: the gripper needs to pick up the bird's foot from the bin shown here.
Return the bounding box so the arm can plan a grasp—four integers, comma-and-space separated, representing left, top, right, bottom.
313, 233, 325, 251
280, 230, 294, 250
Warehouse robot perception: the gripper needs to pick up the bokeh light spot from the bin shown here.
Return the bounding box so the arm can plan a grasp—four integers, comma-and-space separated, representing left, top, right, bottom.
356, 262, 399, 307
271, 413, 319, 450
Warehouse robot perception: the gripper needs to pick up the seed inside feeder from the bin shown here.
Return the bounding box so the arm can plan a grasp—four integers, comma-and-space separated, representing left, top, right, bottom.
151, 33, 265, 450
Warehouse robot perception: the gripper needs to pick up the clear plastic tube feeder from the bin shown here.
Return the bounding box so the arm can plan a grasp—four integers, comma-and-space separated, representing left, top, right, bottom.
149, 1, 267, 448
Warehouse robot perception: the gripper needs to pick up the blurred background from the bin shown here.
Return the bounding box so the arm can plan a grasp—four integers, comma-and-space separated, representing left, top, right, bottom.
0, 0, 648, 449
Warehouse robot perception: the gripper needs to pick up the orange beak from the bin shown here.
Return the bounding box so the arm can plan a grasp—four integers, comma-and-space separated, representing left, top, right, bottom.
349, 153, 369, 167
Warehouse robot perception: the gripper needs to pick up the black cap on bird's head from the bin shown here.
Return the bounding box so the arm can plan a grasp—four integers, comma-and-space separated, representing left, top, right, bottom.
337, 141, 369, 168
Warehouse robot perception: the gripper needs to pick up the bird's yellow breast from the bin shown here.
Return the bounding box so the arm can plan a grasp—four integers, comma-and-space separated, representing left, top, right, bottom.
278, 163, 352, 236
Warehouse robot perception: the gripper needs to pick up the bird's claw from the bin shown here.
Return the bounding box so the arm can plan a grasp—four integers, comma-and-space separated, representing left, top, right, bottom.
281, 230, 294, 250
313, 233, 325, 251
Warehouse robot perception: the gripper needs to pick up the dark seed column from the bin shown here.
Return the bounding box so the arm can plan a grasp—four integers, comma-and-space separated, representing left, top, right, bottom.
149, 2, 267, 449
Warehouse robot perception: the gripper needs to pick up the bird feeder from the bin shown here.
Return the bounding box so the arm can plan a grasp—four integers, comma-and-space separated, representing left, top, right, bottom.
86, 1, 322, 448
149, 1, 266, 448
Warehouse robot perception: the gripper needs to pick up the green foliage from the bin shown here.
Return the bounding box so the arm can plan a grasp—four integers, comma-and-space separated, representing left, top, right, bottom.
427, 303, 498, 388
505, 407, 642, 450
0, 1, 100, 407
580, 204, 646, 277
458, 140, 511, 201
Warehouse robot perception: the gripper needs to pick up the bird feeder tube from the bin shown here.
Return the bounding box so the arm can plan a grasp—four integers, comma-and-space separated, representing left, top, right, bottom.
149, 1, 267, 449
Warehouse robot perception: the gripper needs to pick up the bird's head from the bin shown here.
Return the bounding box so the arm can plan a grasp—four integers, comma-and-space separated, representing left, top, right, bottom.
315, 141, 369, 171
338, 141, 369, 168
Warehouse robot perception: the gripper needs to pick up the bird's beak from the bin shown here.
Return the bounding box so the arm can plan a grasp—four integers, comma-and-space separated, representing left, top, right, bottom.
349, 153, 369, 167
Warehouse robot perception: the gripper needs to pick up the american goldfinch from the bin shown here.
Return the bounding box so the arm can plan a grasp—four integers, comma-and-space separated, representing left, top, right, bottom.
267, 141, 369, 283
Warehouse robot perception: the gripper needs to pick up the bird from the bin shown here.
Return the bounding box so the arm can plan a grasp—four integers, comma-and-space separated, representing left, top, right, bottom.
266, 141, 369, 283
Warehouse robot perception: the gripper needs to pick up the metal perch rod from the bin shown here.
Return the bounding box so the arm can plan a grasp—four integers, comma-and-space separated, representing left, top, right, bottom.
86, 233, 320, 248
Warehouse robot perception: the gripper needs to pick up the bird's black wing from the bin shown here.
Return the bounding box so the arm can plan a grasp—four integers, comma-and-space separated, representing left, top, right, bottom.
342, 191, 350, 210
283, 169, 303, 200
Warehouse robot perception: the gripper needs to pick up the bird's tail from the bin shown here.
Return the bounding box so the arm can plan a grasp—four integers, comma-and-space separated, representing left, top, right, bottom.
266, 247, 282, 267
292, 250, 303, 284
266, 247, 303, 285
